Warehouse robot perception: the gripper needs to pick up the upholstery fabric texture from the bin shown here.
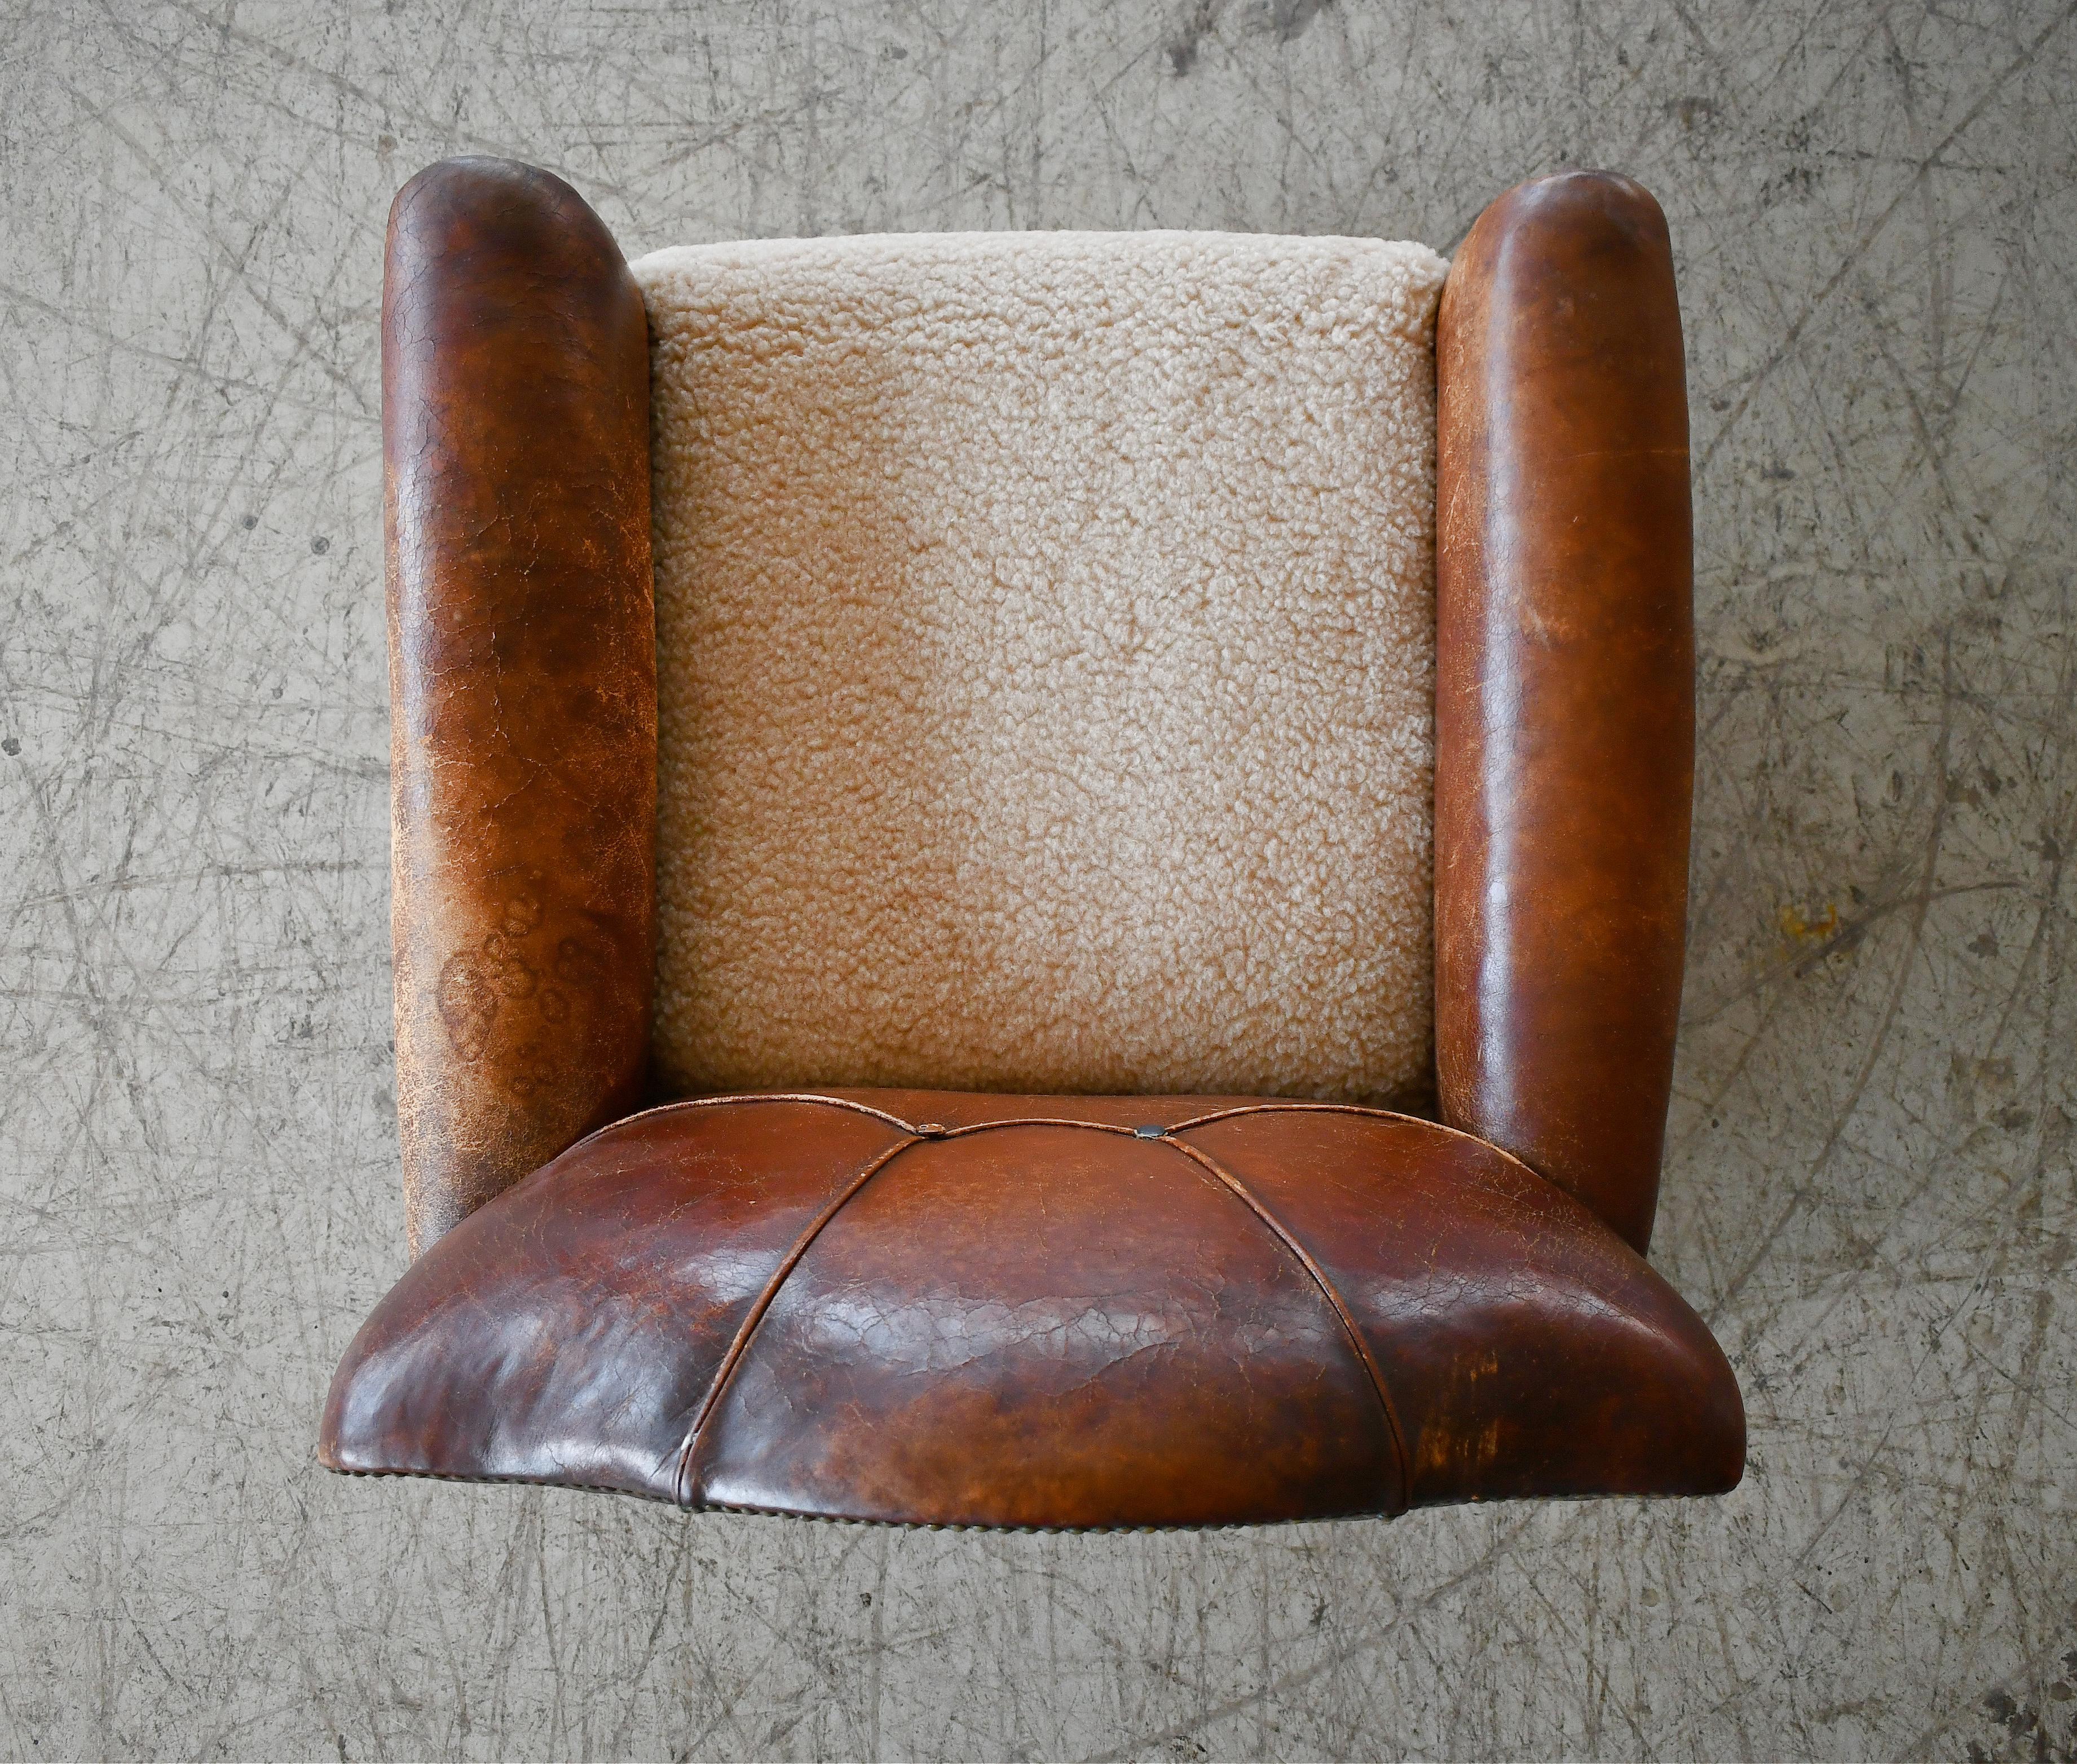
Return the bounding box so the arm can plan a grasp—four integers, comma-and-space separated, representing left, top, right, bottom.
634, 231, 1448, 1104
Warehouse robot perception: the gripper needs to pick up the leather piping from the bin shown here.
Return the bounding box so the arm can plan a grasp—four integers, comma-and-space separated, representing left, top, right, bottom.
937, 1117, 1139, 1137
562, 1093, 1550, 1193
1158, 1134, 1415, 1515
1161, 1100, 1550, 1183
673, 1132, 923, 1505
560, 1090, 927, 1163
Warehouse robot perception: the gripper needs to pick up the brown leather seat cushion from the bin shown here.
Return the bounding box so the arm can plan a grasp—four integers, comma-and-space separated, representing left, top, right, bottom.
320, 1093, 1742, 1528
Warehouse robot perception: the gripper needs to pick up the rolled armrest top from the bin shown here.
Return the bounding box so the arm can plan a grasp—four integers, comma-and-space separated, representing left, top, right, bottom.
1434, 171, 1695, 1253
384, 157, 655, 1258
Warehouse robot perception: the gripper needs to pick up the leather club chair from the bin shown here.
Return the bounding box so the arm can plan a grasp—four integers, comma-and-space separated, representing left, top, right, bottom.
319, 157, 1744, 1527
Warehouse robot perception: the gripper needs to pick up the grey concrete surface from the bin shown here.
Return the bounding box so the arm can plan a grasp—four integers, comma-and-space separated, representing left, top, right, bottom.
3, 2, 2072, 1758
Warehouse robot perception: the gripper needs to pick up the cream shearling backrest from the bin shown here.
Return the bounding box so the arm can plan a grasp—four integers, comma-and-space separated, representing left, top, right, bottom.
633, 231, 1448, 1104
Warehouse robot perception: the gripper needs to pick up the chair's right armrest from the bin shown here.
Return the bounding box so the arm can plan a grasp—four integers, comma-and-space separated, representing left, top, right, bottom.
385, 157, 655, 1258
1434, 171, 1695, 1255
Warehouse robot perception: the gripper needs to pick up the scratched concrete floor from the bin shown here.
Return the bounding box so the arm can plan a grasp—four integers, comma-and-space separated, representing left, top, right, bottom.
3, 2, 2073, 1759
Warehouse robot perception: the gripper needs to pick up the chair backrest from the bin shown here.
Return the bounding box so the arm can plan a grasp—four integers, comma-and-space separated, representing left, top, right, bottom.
634, 230, 1447, 1104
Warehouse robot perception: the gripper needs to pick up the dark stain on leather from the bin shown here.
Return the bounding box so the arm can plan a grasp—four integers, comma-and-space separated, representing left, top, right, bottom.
434, 951, 500, 1061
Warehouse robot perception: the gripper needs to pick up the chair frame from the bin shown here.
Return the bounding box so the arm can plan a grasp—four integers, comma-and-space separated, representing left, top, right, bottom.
327, 158, 1728, 1527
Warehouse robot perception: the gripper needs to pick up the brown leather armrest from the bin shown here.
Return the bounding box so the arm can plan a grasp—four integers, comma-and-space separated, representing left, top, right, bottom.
384, 157, 655, 1258
1435, 171, 1695, 1254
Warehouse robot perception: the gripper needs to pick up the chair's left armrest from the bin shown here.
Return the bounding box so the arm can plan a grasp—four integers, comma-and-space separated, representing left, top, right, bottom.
385, 157, 655, 1258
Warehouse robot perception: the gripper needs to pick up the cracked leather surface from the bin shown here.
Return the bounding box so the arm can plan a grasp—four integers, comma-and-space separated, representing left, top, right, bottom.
321, 1092, 1741, 1526
384, 158, 656, 1257
327, 161, 1746, 1532
11, 6, 2070, 1750
1435, 171, 1696, 1254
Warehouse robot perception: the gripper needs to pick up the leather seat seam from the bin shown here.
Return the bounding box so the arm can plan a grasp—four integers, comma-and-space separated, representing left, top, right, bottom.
937, 1116, 1139, 1137
672, 1131, 924, 1506
1163, 1101, 1427, 1132
323, 1462, 1412, 1528
557, 1091, 927, 1163
1158, 1135, 1415, 1515
1162, 1100, 1553, 1187
569, 1096, 1555, 1203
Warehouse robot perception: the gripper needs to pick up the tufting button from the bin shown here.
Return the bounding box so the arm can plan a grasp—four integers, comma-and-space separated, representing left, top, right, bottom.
1132, 1124, 1166, 1140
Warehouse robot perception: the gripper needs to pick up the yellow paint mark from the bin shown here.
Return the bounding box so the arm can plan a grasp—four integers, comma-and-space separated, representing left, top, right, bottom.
1778, 900, 1840, 947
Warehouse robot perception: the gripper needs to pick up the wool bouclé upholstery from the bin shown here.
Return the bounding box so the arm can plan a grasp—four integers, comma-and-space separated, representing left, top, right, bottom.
634, 229, 1448, 1104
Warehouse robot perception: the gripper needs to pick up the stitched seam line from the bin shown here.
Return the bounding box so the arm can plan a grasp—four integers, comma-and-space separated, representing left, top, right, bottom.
573, 1097, 1543, 1194
1163, 1101, 1423, 1133
560, 1091, 928, 1163
938, 1117, 1139, 1137
672, 1132, 923, 1506
328, 1464, 1445, 1528
1161, 1100, 1556, 1189
1159, 1135, 1414, 1515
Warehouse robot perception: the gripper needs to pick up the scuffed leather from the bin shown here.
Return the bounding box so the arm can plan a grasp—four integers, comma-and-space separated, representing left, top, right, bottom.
342, 158, 1740, 1528
321, 1100, 903, 1498
384, 158, 656, 1257
1184, 1106, 1742, 1501
321, 1092, 1743, 1526
1435, 171, 1696, 1253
